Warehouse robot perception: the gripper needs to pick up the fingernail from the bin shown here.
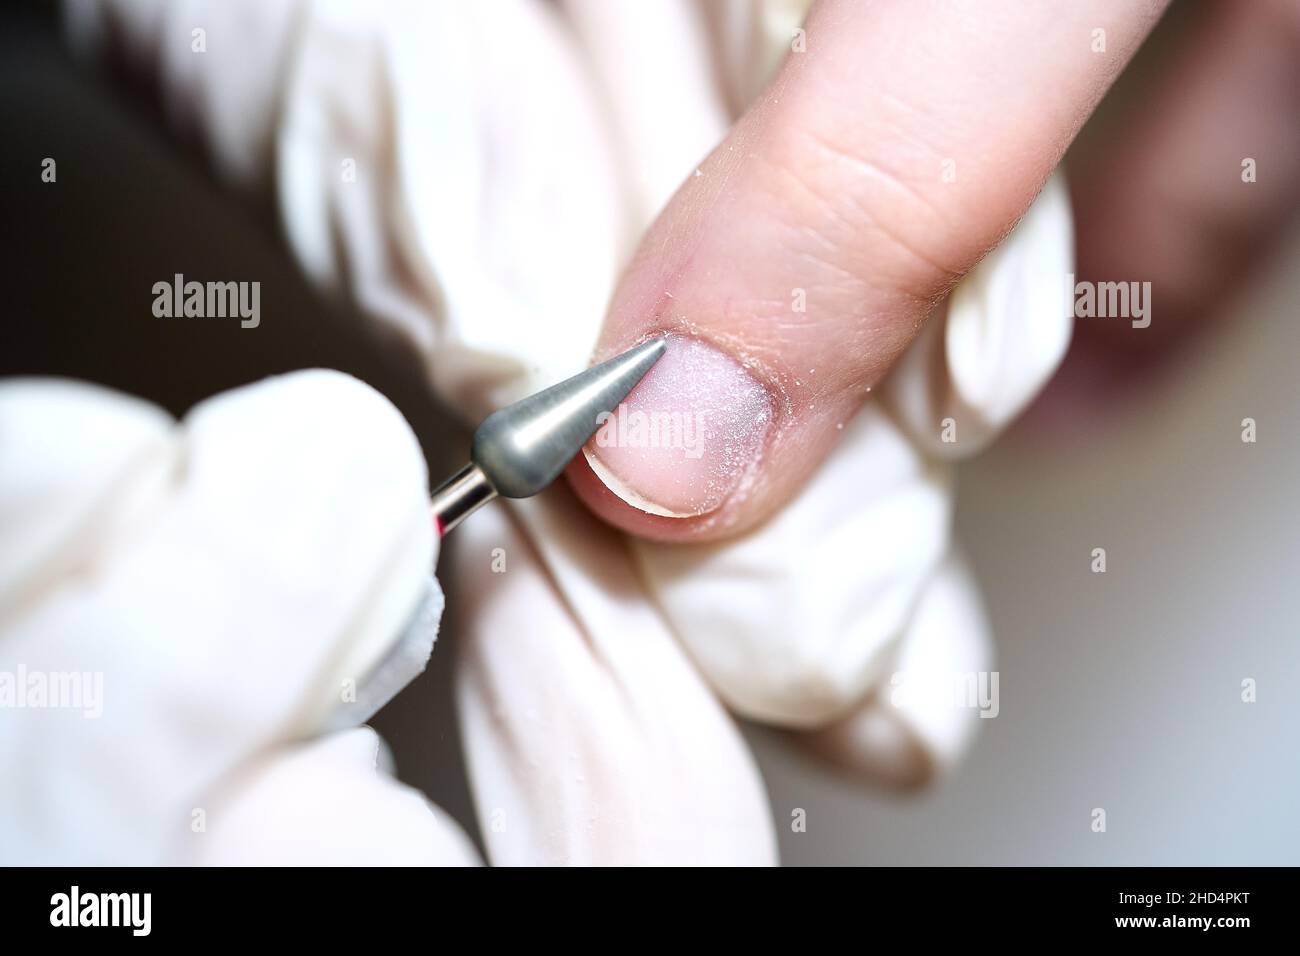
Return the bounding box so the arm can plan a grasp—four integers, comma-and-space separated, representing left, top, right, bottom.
583, 335, 773, 518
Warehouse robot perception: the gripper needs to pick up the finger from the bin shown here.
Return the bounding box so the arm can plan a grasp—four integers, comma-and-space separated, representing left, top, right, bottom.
0, 371, 435, 863
882, 173, 1074, 457
630, 170, 1068, 783
800, 549, 994, 788
632, 402, 951, 727
449, 492, 776, 865
184, 727, 480, 865
571, 0, 1167, 541
0, 378, 173, 624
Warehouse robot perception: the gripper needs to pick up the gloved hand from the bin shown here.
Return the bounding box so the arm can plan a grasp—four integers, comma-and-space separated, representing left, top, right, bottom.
0, 371, 476, 864
54, 0, 1146, 864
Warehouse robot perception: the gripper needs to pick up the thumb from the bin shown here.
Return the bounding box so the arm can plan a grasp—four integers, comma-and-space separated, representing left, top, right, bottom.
570, 0, 1166, 541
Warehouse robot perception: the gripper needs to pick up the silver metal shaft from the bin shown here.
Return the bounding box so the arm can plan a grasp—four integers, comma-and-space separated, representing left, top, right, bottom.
430, 336, 668, 535
429, 462, 496, 535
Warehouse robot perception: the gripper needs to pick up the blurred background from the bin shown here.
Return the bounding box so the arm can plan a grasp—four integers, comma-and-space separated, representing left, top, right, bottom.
3, 3, 1296, 864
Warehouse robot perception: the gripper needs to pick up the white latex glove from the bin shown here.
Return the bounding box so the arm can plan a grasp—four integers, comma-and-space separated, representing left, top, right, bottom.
62, 0, 1075, 864
0, 371, 477, 865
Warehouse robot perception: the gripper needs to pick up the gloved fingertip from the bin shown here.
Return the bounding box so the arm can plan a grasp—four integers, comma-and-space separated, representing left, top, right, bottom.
796, 550, 994, 786
799, 705, 936, 790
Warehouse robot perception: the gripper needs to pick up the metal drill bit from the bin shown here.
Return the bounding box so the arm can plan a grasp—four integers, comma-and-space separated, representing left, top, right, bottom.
429, 337, 668, 535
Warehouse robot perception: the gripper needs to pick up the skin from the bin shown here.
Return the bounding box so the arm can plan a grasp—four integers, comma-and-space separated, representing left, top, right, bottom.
568, 0, 1172, 542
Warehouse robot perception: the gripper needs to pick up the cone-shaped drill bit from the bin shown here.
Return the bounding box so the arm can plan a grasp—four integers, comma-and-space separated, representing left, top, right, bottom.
429, 337, 668, 535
